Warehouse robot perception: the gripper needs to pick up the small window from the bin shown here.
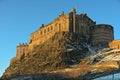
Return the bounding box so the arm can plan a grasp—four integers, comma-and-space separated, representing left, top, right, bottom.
41, 31, 42, 34
44, 30, 46, 33
48, 28, 49, 32
51, 26, 53, 30
59, 24, 61, 31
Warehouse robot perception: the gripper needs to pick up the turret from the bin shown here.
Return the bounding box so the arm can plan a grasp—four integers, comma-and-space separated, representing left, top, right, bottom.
42, 24, 44, 27
16, 43, 28, 59
71, 8, 76, 13
71, 8, 76, 33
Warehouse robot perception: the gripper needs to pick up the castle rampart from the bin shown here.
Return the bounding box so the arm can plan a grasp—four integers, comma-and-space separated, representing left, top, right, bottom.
16, 8, 114, 56
28, 9, 96, 50
16, 43, 28, 59
29, 13, 70, 50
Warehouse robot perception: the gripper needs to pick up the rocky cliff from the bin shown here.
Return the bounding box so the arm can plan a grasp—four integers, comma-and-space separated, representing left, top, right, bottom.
1, 31, 90, 80
2, 31, 119, 80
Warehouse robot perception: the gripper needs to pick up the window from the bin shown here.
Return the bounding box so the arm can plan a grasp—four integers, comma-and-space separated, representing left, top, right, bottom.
51, 26, 53, 30
59, 24, 61, 31
41, 31, 42, 34
48, 27, 49, 32
44, 30, 46, 33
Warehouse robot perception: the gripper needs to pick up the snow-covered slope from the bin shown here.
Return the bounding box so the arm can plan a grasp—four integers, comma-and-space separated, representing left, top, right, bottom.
85, 48, 120, 65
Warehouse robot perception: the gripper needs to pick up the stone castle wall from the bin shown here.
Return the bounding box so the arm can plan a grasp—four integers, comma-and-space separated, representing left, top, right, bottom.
16, 8, 114, 58
109, 40, 120, 49
91, 24, 114, 48
29, 14, 70, 50
28, 9, 96, 50
75, 13, 96, 38
10, 43, 28, 64
16, 43, 28, 58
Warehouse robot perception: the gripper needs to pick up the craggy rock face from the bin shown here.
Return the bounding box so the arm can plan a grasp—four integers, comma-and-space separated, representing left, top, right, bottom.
1, 32, 89, 79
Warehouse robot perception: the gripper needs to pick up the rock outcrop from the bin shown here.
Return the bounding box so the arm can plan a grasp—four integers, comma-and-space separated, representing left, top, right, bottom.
1, 31, 89, 79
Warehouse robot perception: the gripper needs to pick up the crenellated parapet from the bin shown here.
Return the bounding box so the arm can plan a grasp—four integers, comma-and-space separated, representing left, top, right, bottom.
10, 43, 28, 64
16, 43, 28, 59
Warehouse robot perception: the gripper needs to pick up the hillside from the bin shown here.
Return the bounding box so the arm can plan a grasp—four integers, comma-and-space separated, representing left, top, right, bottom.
1, 31, 89, 79
1, 31, 120, 80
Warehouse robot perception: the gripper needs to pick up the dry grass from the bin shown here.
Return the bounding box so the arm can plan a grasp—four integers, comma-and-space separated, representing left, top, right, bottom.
49, 64, 93, 78
92, 61, 119, 71
49, 61, 119, 78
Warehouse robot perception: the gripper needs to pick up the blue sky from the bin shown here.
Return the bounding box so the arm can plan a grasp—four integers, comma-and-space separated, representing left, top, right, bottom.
0, 0, 120, 77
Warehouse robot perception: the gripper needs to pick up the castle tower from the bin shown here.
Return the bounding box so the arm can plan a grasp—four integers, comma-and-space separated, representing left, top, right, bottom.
71, 8, 76, 33
71, 8, 76, 13
91, 24, 114, 48
16, 43, 28, 60
24, 8, 114, 52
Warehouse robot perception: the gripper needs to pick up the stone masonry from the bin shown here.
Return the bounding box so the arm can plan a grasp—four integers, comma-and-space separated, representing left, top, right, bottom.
16, 8, 114, 58
109, 40, 120, 49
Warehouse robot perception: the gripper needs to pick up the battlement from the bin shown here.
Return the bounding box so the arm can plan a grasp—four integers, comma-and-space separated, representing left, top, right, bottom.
16, 43, 28, 58
17, 43, 28, 47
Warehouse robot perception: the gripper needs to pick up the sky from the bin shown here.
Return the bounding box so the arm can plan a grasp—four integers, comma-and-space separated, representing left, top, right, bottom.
0, 0, 120, 77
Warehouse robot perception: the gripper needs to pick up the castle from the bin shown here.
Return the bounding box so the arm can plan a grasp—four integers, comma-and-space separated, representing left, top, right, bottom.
109, 40, 120, 49
16, 8, 114, 57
